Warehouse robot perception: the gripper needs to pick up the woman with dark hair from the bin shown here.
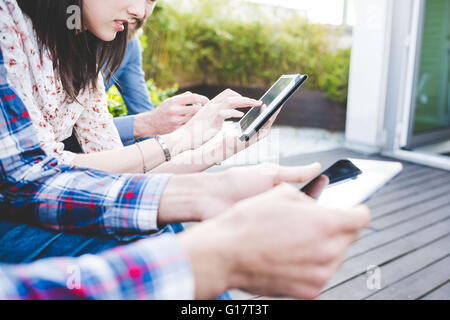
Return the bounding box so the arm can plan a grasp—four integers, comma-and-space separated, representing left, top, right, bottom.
63, 0, 213, 152
1, 0, 266, 175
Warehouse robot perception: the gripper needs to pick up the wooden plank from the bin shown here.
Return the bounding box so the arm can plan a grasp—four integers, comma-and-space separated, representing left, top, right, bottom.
279, 149, 422, 175
279, 149, 378, 169
370, 195, 450, 230
376, 166, 437, 188
360, 228, 376, 238
366, 170, 446, 208
370, 167, 441, 196
369, 181, 450, 220
323, 219, 450, 290
281, 149, 418, 168
212, 148, 382, 172
421, 281, 450, 300
347, 205, 450, 259
368, 172, 450, 208
367, 256, 450, 300
319, 235, 450, 300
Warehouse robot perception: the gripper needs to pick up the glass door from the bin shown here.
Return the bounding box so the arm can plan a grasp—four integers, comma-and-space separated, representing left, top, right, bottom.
405, 0, 450, 148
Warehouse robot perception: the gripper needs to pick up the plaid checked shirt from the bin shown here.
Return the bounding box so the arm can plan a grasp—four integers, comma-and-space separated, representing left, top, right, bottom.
0, 48, 194, 299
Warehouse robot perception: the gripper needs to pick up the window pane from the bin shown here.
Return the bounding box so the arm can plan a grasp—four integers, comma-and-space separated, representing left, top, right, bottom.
414, 0, 450, 134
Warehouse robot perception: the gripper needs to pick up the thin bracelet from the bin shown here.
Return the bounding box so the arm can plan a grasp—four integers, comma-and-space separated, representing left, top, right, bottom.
155, 135, 172, 162
135, 142, 148, 173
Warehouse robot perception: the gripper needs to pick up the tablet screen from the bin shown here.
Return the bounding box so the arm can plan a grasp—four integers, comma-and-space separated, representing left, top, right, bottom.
239, 77, 295, 132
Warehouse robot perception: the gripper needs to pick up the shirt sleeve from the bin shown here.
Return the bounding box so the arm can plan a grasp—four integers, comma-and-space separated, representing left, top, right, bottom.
73, 76, 124, 154
113, 115, 136, 146
0, 233, 195, 300
0, 51, 170, 236
114, 38, 155, 115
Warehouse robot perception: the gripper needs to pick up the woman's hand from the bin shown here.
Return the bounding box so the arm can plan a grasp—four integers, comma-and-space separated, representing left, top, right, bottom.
197, 106, 280, 167
171, 89, 262, 152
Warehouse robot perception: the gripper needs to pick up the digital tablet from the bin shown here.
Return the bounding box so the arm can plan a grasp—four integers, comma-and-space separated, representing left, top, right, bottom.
239, 74, 308, 141
302, 158, 403, 210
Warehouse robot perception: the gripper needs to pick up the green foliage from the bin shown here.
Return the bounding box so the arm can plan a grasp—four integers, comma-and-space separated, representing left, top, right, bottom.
107, 85, 128, 118
140, 0, 352, 104
107, 80, 179, 117
318, 48, 352, 104
146, 79, 179, 106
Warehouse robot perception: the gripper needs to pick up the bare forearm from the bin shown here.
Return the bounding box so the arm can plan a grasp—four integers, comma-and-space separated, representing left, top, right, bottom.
149, 150, 216, 174
134, 111, 160, 138
149, 136, 234, 174
71, 131, 187, 174
157, 172, 216, 225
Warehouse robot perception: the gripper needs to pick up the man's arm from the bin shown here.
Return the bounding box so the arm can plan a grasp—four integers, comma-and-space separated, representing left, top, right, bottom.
0, 184, 371, 301
0, 233, 194, 300
113, 115, 137, 146
111, 91, 208, 146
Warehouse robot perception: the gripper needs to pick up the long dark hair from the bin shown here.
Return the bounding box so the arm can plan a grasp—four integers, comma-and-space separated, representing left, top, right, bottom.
17, 0, 128, 103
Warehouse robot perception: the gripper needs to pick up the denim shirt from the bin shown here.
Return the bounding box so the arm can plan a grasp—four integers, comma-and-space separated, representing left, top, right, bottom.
104, 38, 154, 115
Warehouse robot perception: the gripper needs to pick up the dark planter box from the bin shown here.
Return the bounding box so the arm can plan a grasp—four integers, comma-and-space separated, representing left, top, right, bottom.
180, 85, 347, 131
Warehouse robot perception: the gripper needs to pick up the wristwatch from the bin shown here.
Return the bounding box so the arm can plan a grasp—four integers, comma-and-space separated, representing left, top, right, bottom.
155, 135, 171, 162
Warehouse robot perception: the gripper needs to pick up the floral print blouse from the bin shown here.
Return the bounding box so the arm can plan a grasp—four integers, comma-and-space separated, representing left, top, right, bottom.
0, 0, 123, 165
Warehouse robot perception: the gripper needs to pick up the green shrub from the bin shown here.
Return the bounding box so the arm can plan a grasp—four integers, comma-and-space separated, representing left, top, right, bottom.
107, 85, 128, 118
140, 0, 351, 105
318, 48, 351, 104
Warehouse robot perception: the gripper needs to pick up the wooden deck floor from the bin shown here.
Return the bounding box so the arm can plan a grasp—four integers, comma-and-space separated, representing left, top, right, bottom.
229, 148, 450, 300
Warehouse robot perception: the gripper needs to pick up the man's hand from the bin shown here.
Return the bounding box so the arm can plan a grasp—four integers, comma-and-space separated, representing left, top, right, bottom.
178, 184, 371, 300
134, 92, 208, 138
157, 163, 322, 225
198, 162, 322, 220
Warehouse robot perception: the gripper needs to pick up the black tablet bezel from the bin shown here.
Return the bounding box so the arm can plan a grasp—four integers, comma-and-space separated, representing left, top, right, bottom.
240, 74, 308, 142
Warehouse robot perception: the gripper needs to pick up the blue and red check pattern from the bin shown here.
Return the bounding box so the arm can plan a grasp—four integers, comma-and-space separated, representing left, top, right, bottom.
0, 53, 170, 236
0, 233, 194, 299
0, 49, 194, 299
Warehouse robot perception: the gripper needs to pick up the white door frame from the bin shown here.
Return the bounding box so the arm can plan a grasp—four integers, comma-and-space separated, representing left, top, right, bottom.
345, 0, 450, 170
344, 0, 394, 154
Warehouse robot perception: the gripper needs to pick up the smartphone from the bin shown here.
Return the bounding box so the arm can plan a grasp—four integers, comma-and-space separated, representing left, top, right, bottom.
239, 74, 308, 141
301, 159, 363, 199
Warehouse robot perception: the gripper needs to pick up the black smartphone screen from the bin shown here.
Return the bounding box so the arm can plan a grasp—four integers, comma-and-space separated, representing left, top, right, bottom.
301, 160, 363, 199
